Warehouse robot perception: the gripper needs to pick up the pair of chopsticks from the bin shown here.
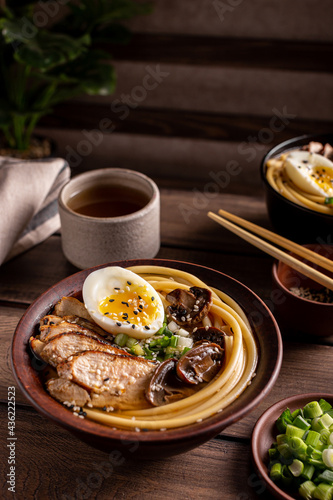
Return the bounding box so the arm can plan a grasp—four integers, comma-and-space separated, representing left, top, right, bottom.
208, 209, 333, 291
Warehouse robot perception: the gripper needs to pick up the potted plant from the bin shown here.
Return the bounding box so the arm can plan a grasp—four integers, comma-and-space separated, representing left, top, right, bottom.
0, 0, 151, 158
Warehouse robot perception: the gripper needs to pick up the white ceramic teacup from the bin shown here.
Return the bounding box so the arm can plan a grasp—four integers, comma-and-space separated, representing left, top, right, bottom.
58, 168, 160, 269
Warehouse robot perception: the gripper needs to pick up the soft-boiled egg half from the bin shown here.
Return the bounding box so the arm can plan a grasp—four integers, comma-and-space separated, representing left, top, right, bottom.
285, 151, 333, 197
82, 267, 165, 339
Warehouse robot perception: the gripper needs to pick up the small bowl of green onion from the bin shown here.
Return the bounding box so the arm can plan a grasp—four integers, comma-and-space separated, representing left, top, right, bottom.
251, 394, 333, 500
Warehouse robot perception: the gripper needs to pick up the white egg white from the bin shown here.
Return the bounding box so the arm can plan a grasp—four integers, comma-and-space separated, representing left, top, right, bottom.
285, 151, 333, 197
82, 266, 164, 339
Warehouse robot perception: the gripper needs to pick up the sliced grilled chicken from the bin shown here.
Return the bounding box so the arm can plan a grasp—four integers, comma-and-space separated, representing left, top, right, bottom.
38, 333, 130, 367
62, 315, 109, 338
57, 351, 156, 410
53, 296, 92, 321
29, 336, 45, 359
39, 315, 64, 327
39, 321, 107, 343
46, 378, 90, 407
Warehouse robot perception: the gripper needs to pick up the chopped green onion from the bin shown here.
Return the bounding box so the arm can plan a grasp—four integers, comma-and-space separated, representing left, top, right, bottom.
315, 470, 333, 486
319, 400, 333, 413
322, 449, 333, 468
318, 414, 333, 430
286, 424, 306, 439
324, 197, 333, 206
320, 429, 331, 445
114, 333, 129, 347
293, 415, 311, 431
312, 482, 333, 500
277, 443, 293, 460
170, 335, 179, 347
276, 408, 293, 433
155, 324, 166, 336
304, 401, 323, 420
306, 430, 321, 448
302, 464, 315, 481
268, 447, 279, 460
299, 480, 317, 499
270, 462, 283, 482
288, 436, 308, 460
126, 337, 138, 348
288, 459, 304, 477
130, 344, 145, 356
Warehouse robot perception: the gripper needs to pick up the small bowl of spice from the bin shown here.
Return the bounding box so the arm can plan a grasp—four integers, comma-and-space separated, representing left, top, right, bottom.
272, 244, 333, 337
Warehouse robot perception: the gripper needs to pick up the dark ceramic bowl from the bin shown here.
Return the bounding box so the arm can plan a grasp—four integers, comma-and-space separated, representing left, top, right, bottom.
261, 133, 333, 243
272, 244, 333, 337
252, 393, 333, 500
11, 259, 283, 459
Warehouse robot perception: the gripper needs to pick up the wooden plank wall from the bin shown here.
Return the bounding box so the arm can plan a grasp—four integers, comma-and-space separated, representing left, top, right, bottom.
37, 0, 333, 191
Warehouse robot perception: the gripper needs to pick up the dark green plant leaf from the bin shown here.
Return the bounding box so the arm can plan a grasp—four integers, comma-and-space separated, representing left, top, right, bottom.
0, 102, 11, 126
14, 32, 91, 71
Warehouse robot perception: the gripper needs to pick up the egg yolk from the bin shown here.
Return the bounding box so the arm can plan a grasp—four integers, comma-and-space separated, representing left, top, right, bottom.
98, 283, 159, 329
311, 167, 333, 195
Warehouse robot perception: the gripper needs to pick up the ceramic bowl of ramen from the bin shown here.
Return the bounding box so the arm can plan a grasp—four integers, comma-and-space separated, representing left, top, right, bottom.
11, 259, 283, 459
261, 133, 333, 243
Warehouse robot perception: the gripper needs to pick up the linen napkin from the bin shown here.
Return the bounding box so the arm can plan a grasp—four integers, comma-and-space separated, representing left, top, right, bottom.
0, 156, 70, 265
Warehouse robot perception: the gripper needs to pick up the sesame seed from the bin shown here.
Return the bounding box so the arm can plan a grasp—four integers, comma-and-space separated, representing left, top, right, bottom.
109, 299, 115, 303
104, 312, 110, 315
116, 322, 122, 327
132, 324, 135, 329
134, 311, 138, 315
127, 281, 132, 285
151, 296, 155, 301
121, 301, 129, 307
138, 296, 142, 300
114, 287, 120, 290
144, 326, 150, 330
103, 377, 110, 382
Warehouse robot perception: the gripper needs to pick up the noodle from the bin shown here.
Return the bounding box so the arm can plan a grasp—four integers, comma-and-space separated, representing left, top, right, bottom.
83, 265, 258, 431
266, 154, 333, 215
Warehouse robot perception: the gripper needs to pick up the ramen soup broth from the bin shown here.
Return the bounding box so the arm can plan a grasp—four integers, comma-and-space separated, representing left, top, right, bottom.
67, 184, 151, 218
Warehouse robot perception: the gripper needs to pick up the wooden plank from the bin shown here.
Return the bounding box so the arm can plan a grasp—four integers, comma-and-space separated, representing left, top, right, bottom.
125, 0, 333, 42
225, 341, 333, 439
0, 404, 265, 500
69, 61, 333, 122
40, 103, 333, 143
0, 191, 272, 304
111, 34, 333, 73
37, 125, 333, 189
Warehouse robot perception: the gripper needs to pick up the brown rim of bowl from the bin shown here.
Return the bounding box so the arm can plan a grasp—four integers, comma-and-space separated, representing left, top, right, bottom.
251, 392, 333, 500
260, 132, 333, 219
11, 258, 283, 444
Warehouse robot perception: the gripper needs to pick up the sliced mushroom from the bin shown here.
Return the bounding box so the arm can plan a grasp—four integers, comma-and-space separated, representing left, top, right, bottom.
192, 326, 226, 348
146, 358, 197, 407
177, 342, 224, 385
166, 286, 212, 326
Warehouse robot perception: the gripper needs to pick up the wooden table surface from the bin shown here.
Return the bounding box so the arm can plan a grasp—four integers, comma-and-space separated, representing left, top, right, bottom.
1, 184, 332, 500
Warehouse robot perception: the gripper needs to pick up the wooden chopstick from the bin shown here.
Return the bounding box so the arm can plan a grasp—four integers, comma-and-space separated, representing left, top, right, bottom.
207, 211, 333, 291
217, 208, 333, 274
